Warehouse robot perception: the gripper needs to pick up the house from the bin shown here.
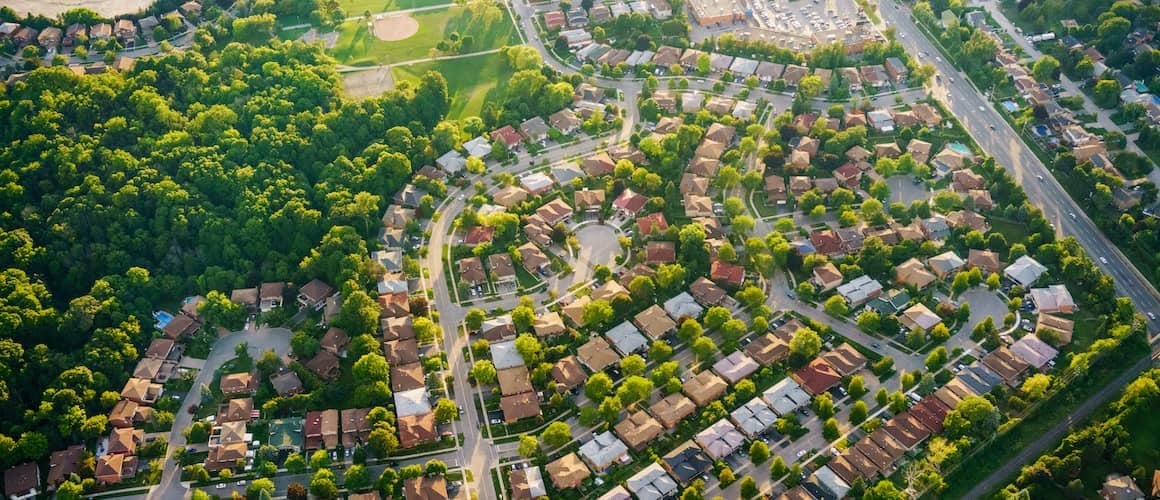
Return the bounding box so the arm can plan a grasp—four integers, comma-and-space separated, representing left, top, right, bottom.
305, 350, 341, 380
983, 347, 1031, 387
95, 455, 137, 484
579, 431, 629, 471
397, 412, 438, 450
1101, 473, 1145, 500
543, 10, 565, 29
899, 303, 941, 332
38, 26, 62, 48
89, 23, 113, 39
1005, 255, 1048, 287
907, 139, 932, 164
683, 370, 727, 406
1037, 312, 1074, 345
510, 467, 548, 500
626, 463, 678, 500
867, 109, 894, 132
577, 336, 619, 372
836, 227, 865, 253
605, 321, 648, 355
664, 291, 704, 320
834, 163, 863, 188
695, 419, 746, 460
745, 333, 789, 365
297, 279, 335, 310
320, 327, 350, 356
4, 463, 39, 500
952, 170, 984, 191
968, 249, 1002, 274
810, 229, 843, 256
549, 108, 581, 134
615, 411, 664, 451
765, 176, 788, 204
546, 453, 590, 489
836, 275, 883, 307
920, 216, 950, 240
613, 188, 649, 215
46, 446, 84, 491
220, 371, 257, 396
161, 314, 200, 340
521, 173, 555, 196
216, 397, 254, 423
881, 412, 931, 449
860, 65, 889, 88
946, 209, 990, 233
794, 358, 843, 395
108, 399, 144, 429
662, 442, 713, 485
782, 64, 808, 87
755, 61, 784, 82
403, 476, 448, 500
533, 312, 565, 338
884, 57, 908, 83
391, 362, 425, 392
520, 117, 550, 143
121, 378, 162, 405
1030, 284, 1075, 313
928, 251, 965, 278
491, 125, 522, 150
637, 212, 669, 236
644, 240, 676, 265
705, 96, 734, 115
551, 356, 586, 391
458, 257, 487, 286
582, 152, 616, 177
107, 427, 143, 455
684, 195, 714, 218
1010, 335, 1058, 370
492, 186, 528, 208
680, 174, 709, 196
710, 260, 745, 288
518, 242, 550, 274
376, 292, 410, 318
820, 344, 867, 376
270, 370, 303, 397
488, 254, 517, 285
712, 351, 759, 384
688, 156, 720, 177
875, 142, 902, 158
812, 262, 843, 292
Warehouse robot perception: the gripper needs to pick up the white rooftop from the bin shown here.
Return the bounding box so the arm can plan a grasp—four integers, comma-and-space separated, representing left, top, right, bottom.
761, 378, 811, 415
578, 431, 629, 469
695, 418, 746, 459
464, 136, 491, 159
626, 463, 678, 500
1004, 255, 1047, 286
712, 351, 759, 384
836, 275, 883, 304
393, 387, 432, 417
490, 339, 525, 369
605, 321, 648, 355
521, 172, 554, 193
730, 397, 778, 437
436, 149, 466, 173
663, 292, 704, 320
1010, 334, 1058, 369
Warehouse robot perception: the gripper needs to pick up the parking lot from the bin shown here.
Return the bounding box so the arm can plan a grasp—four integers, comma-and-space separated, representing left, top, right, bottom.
750, 0, 866, 36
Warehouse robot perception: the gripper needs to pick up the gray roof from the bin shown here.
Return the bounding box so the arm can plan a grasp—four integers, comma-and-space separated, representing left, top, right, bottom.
393, 387, 432, 417
490, 339, 525, 369
605, 321, 648, 355
626, 463, 678, 500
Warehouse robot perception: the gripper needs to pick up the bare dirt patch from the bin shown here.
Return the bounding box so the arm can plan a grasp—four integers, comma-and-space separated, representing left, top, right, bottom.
372, 14, 419, 41
342, 67, 396, 99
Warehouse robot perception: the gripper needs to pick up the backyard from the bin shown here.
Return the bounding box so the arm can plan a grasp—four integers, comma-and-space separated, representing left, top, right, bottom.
392, 51, 514, 119
330, 4, 518, 66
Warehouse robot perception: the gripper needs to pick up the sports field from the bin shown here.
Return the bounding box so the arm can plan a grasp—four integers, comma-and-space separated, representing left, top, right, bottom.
391, 51, 513, 119
330, 4, 519, 65
337, 0, 448, 15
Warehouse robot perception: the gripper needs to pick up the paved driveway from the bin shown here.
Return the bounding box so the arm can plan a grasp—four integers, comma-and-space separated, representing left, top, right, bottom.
885, 175, 930, 206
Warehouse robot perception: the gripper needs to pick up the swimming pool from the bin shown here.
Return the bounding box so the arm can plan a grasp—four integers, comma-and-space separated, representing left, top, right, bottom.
153, 311, 174, 330
1033, 125, 1049, 137
947, 142, 972, 156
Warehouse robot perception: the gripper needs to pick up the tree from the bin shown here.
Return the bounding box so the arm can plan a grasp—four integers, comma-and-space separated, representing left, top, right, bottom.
648, 340, 673, 361
518, 435, 539, 458
691, 336, 717, 362
797, 75, 824, 100
471, 360, 497, 385
586, 372, 614, 400
246, 478, 276, 499
1093, 79, 1122, 108
847, 376, 866, 398
943, 396, 999, 440
740, 476, 759, 499
824, 295, 850, 317
863, 480, 905, 500
814, 392, 836, 419
343, 465, 371, 492
434, 399, 459, 423
925, 347, 949, 371
877, 387, 890, 407
514, 333, 543, 365
540, 421, 571, 448
286, 483, 308, 500
770, 456, 788, 479
465, 308, 485, 331
309, 469, 338, 499
889, 390, 909, 413
850, 400, 869, 424
620, 355, 646, 377
823, 417, 841, 440
1032, 55, 1060, 82
749, 440, 770, 464
582, 299, 614, 326
285, 453, 307, 474
789, 327, 822, 360
1021, 373, 1051, 400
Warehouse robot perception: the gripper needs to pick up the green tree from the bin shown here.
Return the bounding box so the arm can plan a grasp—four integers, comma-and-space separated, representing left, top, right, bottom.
585, 372, 614, 401
824, 295, 850, 317
823, 417, 841, 440
1093, 79, 1122, 108
789, 327, 822, 360
740, 476, 759, 499
471, 360, 497, 384
749, 440, 770, 464
850, 400, 869, 424
540, 421, 572, 448
343, 465, 371, 492
518, 435, 539, 458
925, 346, 949, 371
1032, 55, 1060, 82
309, 469, 338, 499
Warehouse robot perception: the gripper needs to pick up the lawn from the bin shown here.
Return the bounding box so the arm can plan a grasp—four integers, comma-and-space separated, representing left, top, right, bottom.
338, 0, 450, 15
330, 4, 518, 66
392, 51, 513, 119
987, 216, 1030, 245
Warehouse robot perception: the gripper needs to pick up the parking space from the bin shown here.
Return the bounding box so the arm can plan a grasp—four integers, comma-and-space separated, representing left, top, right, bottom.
886, 174, 931, 205
750, 0, 866, 35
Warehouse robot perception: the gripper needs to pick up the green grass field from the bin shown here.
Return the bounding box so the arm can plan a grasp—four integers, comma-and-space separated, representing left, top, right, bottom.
330, 4, 518, 65
338, 0, 449, 15
392, 51, 513, 119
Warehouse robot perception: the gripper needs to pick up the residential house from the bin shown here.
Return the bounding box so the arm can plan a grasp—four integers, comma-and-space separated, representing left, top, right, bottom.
220, 371, 257, 396
520, 117, 550, 143
895, 258, 936, 290
812, 262, 843, 292
297, 279, 335, 310
884, 57, 908, 83
836, 275, 883, 307
794, 358, 842, 395
1029, 284, 1076, 313
546, 453, 590, 490
899, 303, 941, 332
549, 108, 581, 134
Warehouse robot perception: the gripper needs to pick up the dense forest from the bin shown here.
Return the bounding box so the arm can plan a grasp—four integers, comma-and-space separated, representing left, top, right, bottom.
0, 28, 455, 463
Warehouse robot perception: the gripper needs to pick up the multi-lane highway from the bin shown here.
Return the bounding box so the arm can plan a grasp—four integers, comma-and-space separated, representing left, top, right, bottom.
878, 0, 1160, 338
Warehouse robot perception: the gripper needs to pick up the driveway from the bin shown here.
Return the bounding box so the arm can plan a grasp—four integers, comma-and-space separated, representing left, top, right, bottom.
570, 223, 623, 283
885, 175, 930, 206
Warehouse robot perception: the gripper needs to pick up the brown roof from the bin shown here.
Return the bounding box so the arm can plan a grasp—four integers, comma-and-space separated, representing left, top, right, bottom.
121, 377, 160, 404
819, 344, 866, 376
533, 312, 566, 337
220, 371, 256, 395
561, 295, 590, 327
967, 249, 1002, 274
500, 392, 542, 423
577, 336, 619, 372
403, 476, 448, 500
552, 356, 587, 390
644, 240, 676, 265
381, 316, 415, 341
305, 351, 341, 380
810, 229, 843, 256
895, 258, 936, 289
385, 339, 420, 366
793, 359, 842, 395
689, 277, 726, 305
683, 370, 727, 406
867, 428, 907, 461
47, 445, 85, 488
634, 304, 677, 339
638, 212, 670, 235
162, 314, 199, 339
982, 347, 1030, 386
583, 152, 616, 176
376, 292, 411, 318
882, 412, 931, 449
575, 189, 606, 209
498, 366, 535, 396
651, 393, 696, 428
95, 454, 136, 484
217, 397, 254, 423
1037, 312, 1074, 345
489, 253, 517, 280
397, 413, 438, 450
458, 257, 487, 285
269, 370, 303, 396
4, 462, 38, 498
108, 427, 142, 455
614, 410, 664, 451
710, 260, 745, 287
145, 337, 175, 360
546, 453, 590, 489
320, 327, 349, 354
745, 333, 790, 365
391, 362, 426, 392
298, 279, 336, 305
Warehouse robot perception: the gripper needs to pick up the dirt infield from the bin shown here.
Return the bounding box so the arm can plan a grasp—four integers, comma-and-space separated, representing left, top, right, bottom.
372, 14, 419, 41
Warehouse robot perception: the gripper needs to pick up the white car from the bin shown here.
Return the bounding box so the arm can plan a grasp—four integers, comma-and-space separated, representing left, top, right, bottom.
1069, 212, 1077, 219
1148, 312, 1157, 320
1099, 257, 1108, 264
797, 449, 808, 458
